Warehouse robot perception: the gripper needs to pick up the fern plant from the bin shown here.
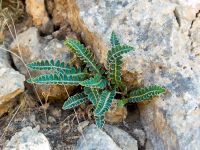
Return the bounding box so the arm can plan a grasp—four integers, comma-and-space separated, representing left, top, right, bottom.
27, 32, 165, 128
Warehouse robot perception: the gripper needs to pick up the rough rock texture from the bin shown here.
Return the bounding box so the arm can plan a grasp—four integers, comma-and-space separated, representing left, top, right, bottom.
10, 27, 74, 100
0, 45, 25, 117
104, 125, 138, 150
76, 124, 137, 150
105, 100, 127, 123
59, 0, 200, 150
4, 126, 51, 150
26, 0, 53, 34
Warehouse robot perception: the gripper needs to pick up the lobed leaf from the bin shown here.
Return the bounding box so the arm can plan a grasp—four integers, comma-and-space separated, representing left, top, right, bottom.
27, 59, 70, 71
62, 93, 87, 110
80, 75, 108, 89
107, 45, 134, 86
84, 87, 101, 106
107, 45, 134, 64
94, 89, 116, 116
108, 57, 123, 85
110, 31, 120, 47
95, 115, 105, 128
128, 85, 165, 103
64, 39, 102, 74
27, 67, 86, 85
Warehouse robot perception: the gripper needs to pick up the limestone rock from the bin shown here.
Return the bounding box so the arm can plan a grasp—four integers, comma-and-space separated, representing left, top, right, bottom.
4, 126, 51, 150
10, 27, 74, 100
63, 0, 200, 150
26, 0, 53, 34
0, 45, 25, 117
76, 124, 121, 150
76, 124, 138, 150
132, 129, 146, 146
104, 125, 138, 150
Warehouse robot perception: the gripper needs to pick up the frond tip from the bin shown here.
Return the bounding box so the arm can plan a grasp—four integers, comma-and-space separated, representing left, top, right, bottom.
95, 115, 105, 128
110, 31, 120, 47
62, 93, 87, 110
128, 85, 165, 103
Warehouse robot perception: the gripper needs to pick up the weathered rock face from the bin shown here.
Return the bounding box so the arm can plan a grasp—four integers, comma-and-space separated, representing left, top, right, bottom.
0, 45, 25, 117
76, 124, 138, 150
26, 0, 53, 34
4, 126, 51, 150
59, 0, 200, 150
10, 27, 74, 101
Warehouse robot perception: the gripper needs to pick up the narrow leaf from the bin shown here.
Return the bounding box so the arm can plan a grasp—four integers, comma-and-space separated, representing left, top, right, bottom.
62, 93, 87, 110
84, 87, 101, 106
128, 85, 165, 103
80, 75, 108, 89
64, 39, 102, 73
27, 59, 69, 71
94, 89, 116, 116
110, 31, 120, 47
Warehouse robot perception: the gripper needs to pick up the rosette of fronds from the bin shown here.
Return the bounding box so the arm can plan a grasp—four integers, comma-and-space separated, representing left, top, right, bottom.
27, 31, 166, 128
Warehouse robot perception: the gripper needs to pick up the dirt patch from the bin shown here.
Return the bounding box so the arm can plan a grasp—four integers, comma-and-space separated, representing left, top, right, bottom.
0, 92, 145, 150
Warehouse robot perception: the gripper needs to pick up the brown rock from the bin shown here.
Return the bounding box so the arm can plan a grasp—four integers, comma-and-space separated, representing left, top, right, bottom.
105, 100, 127, 124
26, 0, 53, 34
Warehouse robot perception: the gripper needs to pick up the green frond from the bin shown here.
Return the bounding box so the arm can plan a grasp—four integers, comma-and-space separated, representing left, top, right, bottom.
108, 57, 123, 85
107, 45, 134, 64
80, 75, 108, 89
107, 45, 134, 86
27, 71, 85, 86
64, 39, 102, 74
128, 85, 165, 103
94, 89, 116, 116
84, 87, 101, 106
95, 115, 105, 128
27, 59, 70, 71
62, 93, 87, 110
110, 31, 120, 47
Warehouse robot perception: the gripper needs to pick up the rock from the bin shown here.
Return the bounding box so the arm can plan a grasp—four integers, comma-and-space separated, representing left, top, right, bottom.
10, 27, 75, 101
76, 124, 121, 150
105, 100, 127, 123
132, 129, 146, 146
62, 0, 200, 150
0, 45, 25, 117
26, 0, 53, 34
4, 126, 51, 150
104, 125, 138, 150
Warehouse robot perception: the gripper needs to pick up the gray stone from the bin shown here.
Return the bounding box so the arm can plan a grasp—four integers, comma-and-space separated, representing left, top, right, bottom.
133, 129, 146, 146
10, 27, 75, 100
76, 124, 121, 150
4, 126, 51, 150
104, 125, 138, 150
63, 0, 200, 150
0, 45, 25, 117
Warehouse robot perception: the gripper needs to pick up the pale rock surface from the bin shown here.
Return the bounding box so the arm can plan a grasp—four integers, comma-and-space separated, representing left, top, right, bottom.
62, 0, 200, 150
104, 125, 138, 150
76, 124, 137, 150
132, 128, 146, 147
0, 45, 25, 117
10, 27, 74, 100
4, 126, 51, 150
